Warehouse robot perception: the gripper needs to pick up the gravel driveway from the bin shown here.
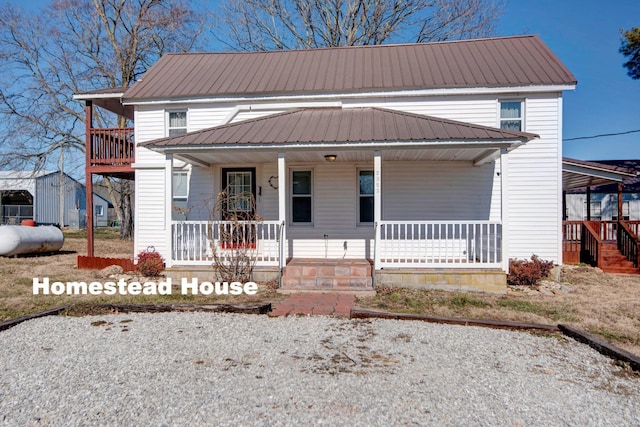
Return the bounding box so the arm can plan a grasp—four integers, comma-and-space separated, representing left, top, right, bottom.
1, 312, 638, 426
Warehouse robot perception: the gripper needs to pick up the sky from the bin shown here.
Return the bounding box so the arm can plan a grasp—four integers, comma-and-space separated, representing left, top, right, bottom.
498, 0, 640, 161
11, 0, 640, 162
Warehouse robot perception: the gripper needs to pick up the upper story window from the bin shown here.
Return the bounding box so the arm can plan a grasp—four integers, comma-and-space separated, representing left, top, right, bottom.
168, 111, 187, 137
499, 101, 523, 131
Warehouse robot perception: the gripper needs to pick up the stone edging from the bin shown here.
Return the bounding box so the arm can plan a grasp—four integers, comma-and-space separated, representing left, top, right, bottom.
350, 308, 558, 331
0, 305, 70, 332
558, 324, 640, 371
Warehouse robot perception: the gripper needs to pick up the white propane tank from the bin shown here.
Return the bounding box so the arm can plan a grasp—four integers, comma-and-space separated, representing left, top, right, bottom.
0, 225, 65, 257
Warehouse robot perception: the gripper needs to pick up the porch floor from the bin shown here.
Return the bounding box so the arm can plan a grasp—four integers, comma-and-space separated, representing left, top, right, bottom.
281, 258, 374, 293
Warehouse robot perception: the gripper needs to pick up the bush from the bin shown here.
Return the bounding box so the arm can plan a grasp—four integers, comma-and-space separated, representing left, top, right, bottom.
507, 255, 554, 286
137, 250, 165, 277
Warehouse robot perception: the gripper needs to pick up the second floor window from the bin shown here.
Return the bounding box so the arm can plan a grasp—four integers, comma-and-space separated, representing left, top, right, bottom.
168, 111, 187, 137
500, 101, 522, 131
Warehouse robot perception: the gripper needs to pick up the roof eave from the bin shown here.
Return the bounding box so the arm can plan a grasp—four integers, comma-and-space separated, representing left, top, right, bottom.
143, 139, 529, 154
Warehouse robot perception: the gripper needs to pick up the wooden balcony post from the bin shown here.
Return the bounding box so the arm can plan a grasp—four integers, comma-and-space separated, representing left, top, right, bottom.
586, 186, 591, 221
85, 100, 94, 257
618, 182, 624, 221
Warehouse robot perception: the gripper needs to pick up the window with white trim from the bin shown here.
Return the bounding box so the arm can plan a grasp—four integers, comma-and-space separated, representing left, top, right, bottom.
358, 170, 374, 224
291, 170, 312, 224
499, 101, 523, 131
172, 171, 188, 220
584, 201, 601, 220
167, 111, 187, 137
612, 200, 630, 221
95, 205, 104, 217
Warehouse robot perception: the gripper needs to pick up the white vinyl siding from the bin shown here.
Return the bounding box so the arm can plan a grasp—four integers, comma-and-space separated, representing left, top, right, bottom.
133, 91, 566, 265
134, 168, 167, 260
507, 94, 561, 262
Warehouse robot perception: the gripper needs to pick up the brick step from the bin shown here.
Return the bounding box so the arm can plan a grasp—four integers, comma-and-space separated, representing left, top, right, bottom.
282, 276, 373, 289
282, 258, 374, 291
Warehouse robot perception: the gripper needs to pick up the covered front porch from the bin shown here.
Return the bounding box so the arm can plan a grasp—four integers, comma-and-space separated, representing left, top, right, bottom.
143, 107, 536, 291
562, 158, 639, 273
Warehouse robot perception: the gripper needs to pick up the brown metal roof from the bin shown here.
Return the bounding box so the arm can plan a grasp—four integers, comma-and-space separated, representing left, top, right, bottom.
124, 35, 576, 101
142, 107, 537, 149
562, 157, 638, 190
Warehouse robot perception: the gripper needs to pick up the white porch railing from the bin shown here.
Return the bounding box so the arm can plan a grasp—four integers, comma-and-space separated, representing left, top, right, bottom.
376, 221, 502, 268
171, 220, 281, 266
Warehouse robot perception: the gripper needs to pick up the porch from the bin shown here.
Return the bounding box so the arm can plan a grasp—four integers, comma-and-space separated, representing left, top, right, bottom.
563, 220, 640, 273
142, 107, 537, 292
562, 158, 639, 273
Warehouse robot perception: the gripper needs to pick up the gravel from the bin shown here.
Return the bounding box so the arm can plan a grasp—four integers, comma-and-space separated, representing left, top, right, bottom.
0, 312, 639, 426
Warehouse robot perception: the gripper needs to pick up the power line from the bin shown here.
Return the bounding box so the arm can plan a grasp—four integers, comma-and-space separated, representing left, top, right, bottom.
564, 129, 640, 141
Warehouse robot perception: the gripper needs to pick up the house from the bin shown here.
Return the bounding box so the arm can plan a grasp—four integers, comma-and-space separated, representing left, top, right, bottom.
0, 170, 111, 227
565, 160, 640, 221
75, 35, 578, 293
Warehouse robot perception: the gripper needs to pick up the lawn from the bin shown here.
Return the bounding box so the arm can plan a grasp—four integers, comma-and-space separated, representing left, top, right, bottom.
1, 230, 639, 356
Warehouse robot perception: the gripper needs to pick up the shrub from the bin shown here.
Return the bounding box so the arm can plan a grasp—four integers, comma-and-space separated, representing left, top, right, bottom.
137, 250, 165, 277
507, 255, 554, 286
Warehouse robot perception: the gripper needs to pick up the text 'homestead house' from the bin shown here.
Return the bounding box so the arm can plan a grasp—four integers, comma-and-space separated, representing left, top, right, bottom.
75, 35, 577, 293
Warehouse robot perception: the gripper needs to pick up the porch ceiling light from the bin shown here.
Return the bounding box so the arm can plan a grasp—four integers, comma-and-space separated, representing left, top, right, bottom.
324, 154, 337, 162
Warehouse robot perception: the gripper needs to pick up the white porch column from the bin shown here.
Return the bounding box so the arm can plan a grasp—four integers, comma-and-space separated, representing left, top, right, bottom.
278, 152, 286, 268
374, 150, 382, 269
165, 153, 174, 268
500, 148, 509, 273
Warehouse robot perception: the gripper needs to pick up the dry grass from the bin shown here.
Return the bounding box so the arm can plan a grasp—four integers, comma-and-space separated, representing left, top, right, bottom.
0, 230, 281, 321
2, 233, 639, 357
356, 265, 640, 356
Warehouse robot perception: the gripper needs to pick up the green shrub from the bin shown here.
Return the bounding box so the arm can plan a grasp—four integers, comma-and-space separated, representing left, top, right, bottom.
136, 250, 165, 277
507, 255, 554, 286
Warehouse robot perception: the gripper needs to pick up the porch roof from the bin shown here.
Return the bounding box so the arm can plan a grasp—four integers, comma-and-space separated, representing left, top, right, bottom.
142, 107, 537, 153
562, 157, 637, 190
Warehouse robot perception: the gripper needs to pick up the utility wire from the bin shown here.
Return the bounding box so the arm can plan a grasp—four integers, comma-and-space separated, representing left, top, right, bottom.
564, 129, 640, 141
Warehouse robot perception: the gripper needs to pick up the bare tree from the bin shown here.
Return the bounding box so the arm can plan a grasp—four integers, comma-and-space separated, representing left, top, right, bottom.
209, 189, 263, 283
0, 0, 211, 238
217, 0, 504, 51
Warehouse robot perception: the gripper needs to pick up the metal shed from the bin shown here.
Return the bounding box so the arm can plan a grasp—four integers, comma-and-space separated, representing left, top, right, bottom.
0, 171, 110, 227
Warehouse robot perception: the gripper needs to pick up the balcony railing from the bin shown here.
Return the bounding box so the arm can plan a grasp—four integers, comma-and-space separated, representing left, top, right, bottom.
89, 127, 134, 166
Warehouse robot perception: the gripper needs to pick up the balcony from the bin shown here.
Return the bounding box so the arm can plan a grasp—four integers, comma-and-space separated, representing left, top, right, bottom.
87, 127, 135, 176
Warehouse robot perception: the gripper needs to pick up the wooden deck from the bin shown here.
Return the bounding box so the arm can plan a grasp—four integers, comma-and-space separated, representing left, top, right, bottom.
563, 220, 640, 273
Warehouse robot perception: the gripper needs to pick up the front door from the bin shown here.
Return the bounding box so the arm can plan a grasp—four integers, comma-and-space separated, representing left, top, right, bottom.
221, 168, 256, 219
221, 168, 257, 248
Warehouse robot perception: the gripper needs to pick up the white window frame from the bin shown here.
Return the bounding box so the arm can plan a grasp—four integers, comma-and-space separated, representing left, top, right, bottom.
94, 204, 104, 217
612, 200, 630, 221
172, 171, 189, 220
357, 169, 374, 225
584, 200, 602, 220
498, 100, 524, 132
290, 168, 313, 226
166, 110, 187, 137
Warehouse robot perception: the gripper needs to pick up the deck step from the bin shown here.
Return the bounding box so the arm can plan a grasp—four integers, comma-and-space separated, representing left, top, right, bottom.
598, 245, 639, 274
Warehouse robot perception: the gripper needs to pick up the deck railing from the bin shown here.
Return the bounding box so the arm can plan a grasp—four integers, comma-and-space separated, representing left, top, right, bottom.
581, 221, 603, 267
89, 127, 135, 166
562, 220, 582, 264
618, 221, 640, 268
376, 221, 501, 268
171, 220, 281, 266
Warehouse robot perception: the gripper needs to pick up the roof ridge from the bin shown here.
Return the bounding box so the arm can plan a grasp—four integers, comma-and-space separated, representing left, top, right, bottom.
162, 35, 541, 56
